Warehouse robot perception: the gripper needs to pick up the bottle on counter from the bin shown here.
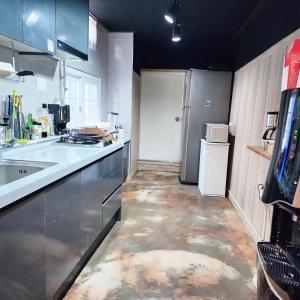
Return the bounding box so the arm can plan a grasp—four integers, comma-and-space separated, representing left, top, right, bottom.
24, 113, 33, 139
26, 113, 33, 130
40, 103, 51, 137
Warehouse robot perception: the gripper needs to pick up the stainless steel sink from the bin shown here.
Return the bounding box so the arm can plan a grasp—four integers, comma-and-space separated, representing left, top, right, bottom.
0, 160, 56, 186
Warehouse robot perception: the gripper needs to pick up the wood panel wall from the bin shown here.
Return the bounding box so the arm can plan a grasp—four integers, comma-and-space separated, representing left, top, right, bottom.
229, 28, 300, 241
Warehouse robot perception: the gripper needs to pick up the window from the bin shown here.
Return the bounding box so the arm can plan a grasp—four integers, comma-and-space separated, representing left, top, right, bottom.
65, 75, 80, 127
83, 81, 98, 125
65, 67, 101, 128
89, 14, 97, 50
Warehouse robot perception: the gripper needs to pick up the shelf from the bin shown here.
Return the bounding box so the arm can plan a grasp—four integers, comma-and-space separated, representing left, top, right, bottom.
247, 145, 272, 160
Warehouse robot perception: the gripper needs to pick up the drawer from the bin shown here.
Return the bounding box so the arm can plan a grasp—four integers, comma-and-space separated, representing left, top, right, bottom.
102, 149, 123, 176
102, 187, 122, 228
102, 165, 123, 202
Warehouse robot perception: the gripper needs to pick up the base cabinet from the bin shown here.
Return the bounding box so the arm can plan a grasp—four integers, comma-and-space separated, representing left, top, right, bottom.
0, 148, 123, 299
0, 193, 46, 300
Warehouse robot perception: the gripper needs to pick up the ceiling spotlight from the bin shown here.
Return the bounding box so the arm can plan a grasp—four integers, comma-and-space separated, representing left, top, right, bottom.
172, 21, 181, 42
164, 0, 180, 24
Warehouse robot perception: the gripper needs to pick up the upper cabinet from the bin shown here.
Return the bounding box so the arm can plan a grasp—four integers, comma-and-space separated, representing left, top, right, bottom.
0, 0, 89, 59
56, 0, 89, 60
0, 0, 23, 42
23, 0, 56, 54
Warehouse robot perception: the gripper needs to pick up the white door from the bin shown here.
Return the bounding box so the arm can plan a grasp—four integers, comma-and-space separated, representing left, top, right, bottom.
139, 70, 186, 163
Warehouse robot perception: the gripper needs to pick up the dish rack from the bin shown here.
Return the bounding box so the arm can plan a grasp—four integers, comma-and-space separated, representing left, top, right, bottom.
257, 242, 300, 289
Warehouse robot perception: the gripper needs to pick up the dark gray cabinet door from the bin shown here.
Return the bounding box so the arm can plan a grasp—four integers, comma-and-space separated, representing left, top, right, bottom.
103, 149, 123, 177
102, 149, 123, 201
0, 0, 23, 42
103, 165, 123, 202
123, 142, 130, 182
23, 0, 56, 53
103, 187, 122, 229
81, 161, 103, 247
56, 0, 89, 55
45, 173, 85, 299
0, 194, 45, 300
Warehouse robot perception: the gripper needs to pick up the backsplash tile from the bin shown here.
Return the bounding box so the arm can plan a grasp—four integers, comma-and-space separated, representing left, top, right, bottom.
0, 50, 60, 118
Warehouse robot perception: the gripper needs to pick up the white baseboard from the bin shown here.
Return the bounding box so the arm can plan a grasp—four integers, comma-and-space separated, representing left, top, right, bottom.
138, 160, 180, 173
228, 191, 261, 243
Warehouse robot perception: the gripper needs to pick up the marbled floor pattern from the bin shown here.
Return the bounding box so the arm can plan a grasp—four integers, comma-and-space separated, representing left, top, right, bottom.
65, 172, 256, 300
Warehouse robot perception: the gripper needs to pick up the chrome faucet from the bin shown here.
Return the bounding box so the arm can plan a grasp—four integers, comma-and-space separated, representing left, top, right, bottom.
0, 138, 17, 159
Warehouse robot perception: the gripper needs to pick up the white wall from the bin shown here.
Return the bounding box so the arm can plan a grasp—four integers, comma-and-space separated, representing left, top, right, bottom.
130, 71, 141, 175
107, 32, 134, 136
139, 70, 186, 163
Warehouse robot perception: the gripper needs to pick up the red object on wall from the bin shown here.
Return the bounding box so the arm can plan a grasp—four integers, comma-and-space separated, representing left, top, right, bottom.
282, 39, 300, 91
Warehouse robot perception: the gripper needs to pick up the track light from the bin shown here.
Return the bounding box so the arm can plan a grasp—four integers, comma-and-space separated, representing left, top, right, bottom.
172, 20, 181, 42
164, 0, 180, 24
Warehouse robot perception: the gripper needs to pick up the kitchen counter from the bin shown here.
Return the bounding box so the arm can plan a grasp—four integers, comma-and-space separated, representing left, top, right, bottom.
0, 139, 125, 299
247, 145, 272, 160
0, 139, 125, 210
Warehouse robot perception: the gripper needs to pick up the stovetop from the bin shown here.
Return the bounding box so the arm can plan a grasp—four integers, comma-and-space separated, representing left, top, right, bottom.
57, 136, 99, 145
55, 136, 112, 147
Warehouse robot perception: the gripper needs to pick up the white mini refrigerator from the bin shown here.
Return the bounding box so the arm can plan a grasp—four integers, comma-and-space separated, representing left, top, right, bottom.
198, 139, 230, 197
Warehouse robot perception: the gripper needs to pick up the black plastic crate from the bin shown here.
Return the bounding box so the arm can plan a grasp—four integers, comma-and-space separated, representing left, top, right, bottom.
258, 242, 300, 288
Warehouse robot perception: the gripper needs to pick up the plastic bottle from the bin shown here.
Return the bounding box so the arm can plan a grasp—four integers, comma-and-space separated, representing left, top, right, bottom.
40, 103, 51, 137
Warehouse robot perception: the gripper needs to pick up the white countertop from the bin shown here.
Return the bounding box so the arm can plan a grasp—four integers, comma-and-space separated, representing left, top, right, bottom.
0, 139, 125, 210
124, 137, 131, 143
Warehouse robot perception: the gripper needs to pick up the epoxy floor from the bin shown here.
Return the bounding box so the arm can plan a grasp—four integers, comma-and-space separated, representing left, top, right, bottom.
65, 172, 256, 300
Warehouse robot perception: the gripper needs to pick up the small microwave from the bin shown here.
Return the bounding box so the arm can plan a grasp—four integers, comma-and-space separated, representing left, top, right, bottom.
204, 123, 229, 143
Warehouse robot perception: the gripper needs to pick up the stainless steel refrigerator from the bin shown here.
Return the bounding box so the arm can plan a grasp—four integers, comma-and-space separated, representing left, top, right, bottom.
180, 69, 232, 184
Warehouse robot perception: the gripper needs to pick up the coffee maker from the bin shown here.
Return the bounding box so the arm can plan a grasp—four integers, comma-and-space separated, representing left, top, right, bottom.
47, 104, 70, 135
257, 39, 300, 300
263, 111, 279, 140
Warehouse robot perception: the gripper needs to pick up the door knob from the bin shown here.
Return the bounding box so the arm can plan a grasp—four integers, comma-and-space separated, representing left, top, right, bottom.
175, 117, 180, 122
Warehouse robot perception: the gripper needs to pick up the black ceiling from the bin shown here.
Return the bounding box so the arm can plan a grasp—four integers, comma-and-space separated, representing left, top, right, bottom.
90, 0, 300, 72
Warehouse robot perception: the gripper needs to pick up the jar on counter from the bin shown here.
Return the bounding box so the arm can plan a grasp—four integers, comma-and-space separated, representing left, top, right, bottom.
32, 122, 42, 139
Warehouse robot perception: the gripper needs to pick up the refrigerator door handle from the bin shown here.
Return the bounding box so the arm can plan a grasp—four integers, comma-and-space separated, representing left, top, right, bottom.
182, 105, 191, 112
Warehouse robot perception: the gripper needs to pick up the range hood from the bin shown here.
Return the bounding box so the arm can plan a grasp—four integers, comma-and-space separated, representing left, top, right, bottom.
0, 34, 88, 63
56, 40, 88, 61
